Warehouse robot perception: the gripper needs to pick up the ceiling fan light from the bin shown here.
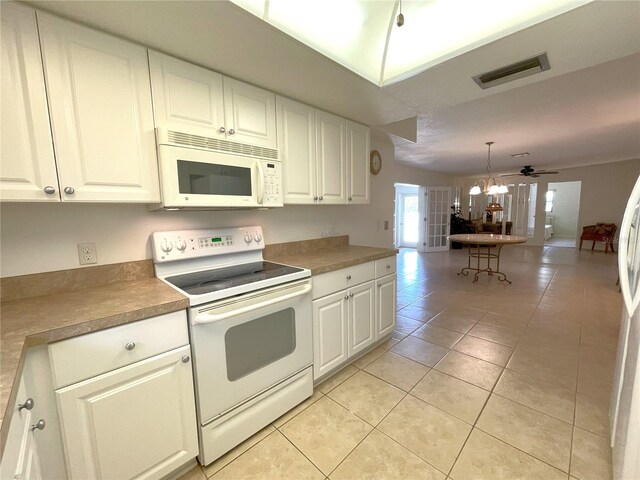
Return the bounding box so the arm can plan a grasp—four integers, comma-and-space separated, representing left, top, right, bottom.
497, 185, 509, 193
469, 185, 481, 195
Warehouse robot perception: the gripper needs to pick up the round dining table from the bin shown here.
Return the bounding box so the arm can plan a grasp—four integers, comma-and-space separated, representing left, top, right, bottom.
448, 234, 527, 284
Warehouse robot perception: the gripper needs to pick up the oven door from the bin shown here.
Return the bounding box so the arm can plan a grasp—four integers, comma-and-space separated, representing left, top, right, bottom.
158, 144, 261, 208
189, 279, 312, 424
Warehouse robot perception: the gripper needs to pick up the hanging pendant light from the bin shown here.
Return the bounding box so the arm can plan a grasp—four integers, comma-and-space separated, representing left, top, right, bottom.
396, 0, 405, 27
469, 141, 509, 196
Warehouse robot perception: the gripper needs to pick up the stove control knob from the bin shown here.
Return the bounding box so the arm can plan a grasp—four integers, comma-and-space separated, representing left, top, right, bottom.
160, 241, 173, 253
176, 240, 187, 252
244, 233, 253, 244
253, 232, 262, 243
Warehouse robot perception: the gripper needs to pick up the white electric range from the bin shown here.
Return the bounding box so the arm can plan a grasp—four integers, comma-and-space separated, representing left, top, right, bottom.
152, 226, 313, 465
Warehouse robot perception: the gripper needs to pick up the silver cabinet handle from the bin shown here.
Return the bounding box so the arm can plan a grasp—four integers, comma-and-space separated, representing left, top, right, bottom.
30, 419, 45, 432
44, 186, 56, 194
344, 295, 349, 300
348, 196, 352, 201
125, 342, 136, 351
182, 355, 190, 363
64, 186, 75, 195
346, 275, 352, 280
377, 283, 381, 287
228, 128, 235, 135
319, 196, 324, 201
219, 127, 226, 133
386, 264, 391, 269
349, 293, 354, 298
313, 196, 318, 201
18, 398, 34, 411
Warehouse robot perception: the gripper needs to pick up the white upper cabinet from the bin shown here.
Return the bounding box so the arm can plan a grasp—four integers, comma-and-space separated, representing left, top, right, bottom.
277, 96, 316, 204
148, 51, 225, 139
0, 3, 58, 202
149, 52, 277, 149
223, 77, 277, 149
316, 110, 346, 205
346, 120, 370, 204
37, 12, 160, 202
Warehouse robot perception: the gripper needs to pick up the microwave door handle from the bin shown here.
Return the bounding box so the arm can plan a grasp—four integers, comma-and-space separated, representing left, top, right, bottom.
194, 283, 311, 324
256, 160, 265, 205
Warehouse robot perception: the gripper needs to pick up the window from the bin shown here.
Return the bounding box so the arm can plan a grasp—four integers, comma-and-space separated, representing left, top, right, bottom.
545, 190, 555, 213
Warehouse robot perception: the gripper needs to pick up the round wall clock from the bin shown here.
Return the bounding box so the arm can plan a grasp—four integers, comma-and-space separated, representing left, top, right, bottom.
370, 150, 382, 175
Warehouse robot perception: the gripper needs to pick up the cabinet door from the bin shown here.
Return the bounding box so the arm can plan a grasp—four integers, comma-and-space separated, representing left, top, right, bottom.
315, 110, 346, 204
37, 13, 160, 203
348, 281, 376, 357
376, 274, 397, 339
276, 96, 317, 204
0, 3, 58, 202
148, 51, 225, 139
346, 120, 370, 204
223, 77, 277, 149
56, 346, 198, 480
312, 292, 348, 380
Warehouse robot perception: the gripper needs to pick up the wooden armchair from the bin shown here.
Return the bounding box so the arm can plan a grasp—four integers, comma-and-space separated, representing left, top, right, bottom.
579, 223, 617, 253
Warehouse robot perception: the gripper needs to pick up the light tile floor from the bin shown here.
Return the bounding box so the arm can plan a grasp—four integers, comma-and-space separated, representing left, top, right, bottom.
181, 246, 620, 480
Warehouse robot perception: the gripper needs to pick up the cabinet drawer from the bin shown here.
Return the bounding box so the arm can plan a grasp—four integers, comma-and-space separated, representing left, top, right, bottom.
49, 310, 188, 389
375, 256, 396, 277
312, 262, 375, 299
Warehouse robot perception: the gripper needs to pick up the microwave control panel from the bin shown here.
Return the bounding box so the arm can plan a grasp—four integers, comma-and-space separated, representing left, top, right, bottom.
261, 160, 283, 207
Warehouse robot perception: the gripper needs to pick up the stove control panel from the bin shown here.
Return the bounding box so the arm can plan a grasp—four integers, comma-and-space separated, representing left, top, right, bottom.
152, 226, 264, 262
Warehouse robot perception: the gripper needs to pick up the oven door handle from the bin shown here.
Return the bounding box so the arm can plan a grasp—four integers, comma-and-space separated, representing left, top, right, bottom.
194, 283, 311, 324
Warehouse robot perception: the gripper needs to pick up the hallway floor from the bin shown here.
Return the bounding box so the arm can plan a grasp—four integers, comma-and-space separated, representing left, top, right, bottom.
182, 246, 620, 480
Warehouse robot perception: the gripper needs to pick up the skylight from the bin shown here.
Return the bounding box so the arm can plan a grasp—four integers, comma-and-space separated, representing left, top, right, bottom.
229, 0, 591, 86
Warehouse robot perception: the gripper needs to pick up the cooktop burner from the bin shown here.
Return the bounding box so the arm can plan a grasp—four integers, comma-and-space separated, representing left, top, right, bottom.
165, 261, 304, 296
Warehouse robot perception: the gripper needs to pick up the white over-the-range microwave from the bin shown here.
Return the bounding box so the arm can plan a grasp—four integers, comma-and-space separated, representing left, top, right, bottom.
151, 129, 283, 210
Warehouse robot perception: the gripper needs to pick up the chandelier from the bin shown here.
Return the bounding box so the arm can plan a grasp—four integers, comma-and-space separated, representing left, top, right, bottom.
469, 141, 509, 196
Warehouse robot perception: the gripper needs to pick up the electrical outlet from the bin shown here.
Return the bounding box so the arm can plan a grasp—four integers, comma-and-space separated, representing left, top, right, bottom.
77, 243, 98, 265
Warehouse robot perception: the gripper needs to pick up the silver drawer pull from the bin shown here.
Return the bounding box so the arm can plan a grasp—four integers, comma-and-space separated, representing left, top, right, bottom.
30, 419, 45, 432
377, 283, 381, 287
349, 293, 354, 298
43, 186, 56, 194
64, 186, 75, 195
125, 342, 136, 351
346, 275, 352, 280
182, 355, 190, 363
228, 128, 235, 135
319, 196, 324, 200
344, 295, 349, 300
219, 126, 226, 133
18, 398, 34, 412
386, 264, 391, 269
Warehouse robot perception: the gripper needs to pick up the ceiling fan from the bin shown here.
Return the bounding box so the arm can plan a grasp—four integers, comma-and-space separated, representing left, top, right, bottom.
500, 165, 559, 178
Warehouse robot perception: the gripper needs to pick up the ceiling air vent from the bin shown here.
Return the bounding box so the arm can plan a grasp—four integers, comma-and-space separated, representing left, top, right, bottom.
473, 52, 550, 89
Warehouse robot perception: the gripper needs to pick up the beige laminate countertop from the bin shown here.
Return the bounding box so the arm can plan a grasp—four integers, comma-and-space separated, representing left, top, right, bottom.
0, 242, 396, 453
269, 245, 399, 274
0, 277, 188, 451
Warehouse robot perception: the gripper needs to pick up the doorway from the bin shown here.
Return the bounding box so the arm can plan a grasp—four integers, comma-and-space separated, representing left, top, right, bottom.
395, 184, 419, 248
544, 181, 582, 248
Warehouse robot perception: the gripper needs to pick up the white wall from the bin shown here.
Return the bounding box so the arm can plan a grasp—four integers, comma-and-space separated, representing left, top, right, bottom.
456, 158, 640, 246
0, 137, 454, 277
547, 181, 581, 238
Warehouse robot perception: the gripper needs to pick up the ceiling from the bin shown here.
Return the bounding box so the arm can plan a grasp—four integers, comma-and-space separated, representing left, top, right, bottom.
24, 0, 640, 175
228, 0, 589, 86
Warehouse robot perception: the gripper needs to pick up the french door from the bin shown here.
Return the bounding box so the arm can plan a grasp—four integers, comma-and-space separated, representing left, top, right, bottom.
418, 187, 451, 252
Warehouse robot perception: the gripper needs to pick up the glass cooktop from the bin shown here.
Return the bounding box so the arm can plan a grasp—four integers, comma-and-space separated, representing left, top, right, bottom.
165, 261, 304, 296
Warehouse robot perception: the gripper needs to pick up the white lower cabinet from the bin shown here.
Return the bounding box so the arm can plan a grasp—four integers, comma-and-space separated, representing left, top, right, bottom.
1, 346, 66, 480
376, 274, 397, 339
312, 257, 396, 381
56, 345, 198, 480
